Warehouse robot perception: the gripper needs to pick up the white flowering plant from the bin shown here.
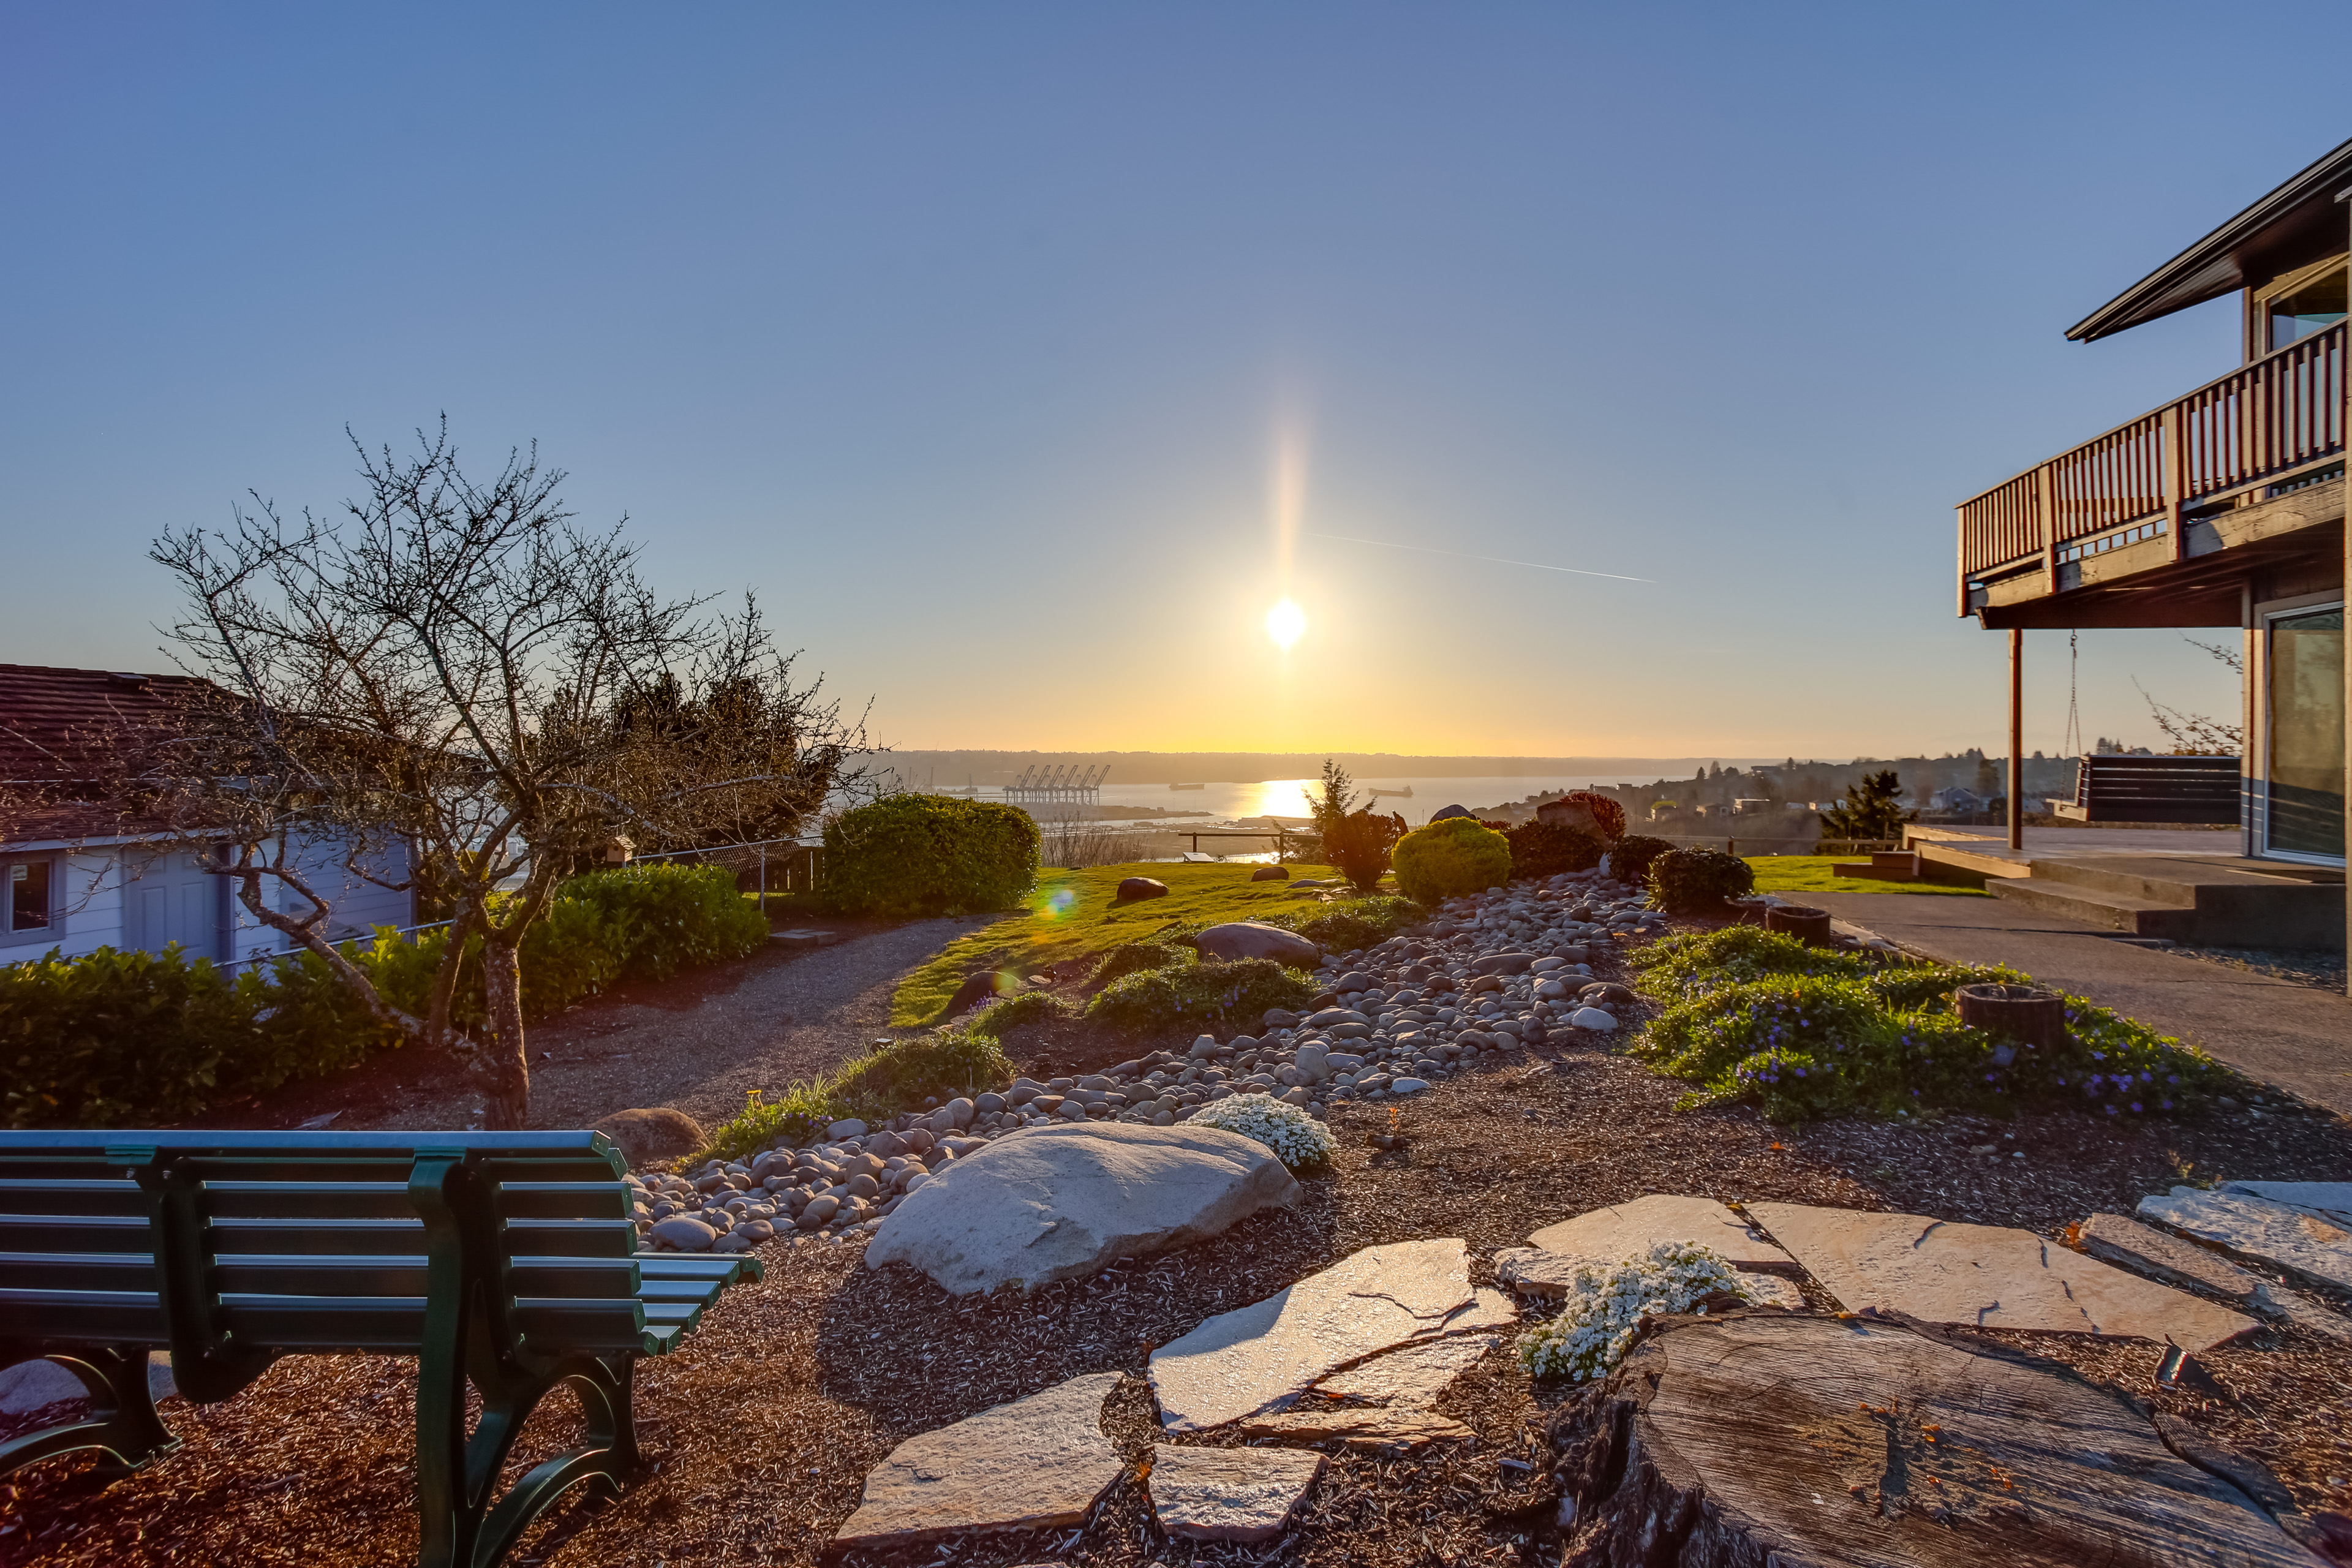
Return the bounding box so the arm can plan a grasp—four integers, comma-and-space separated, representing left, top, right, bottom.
1188, 1092, 1337, 1170
1514, 1240, 1746, 1381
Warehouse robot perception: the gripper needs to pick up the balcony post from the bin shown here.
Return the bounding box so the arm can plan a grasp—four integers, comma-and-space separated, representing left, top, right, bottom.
2037, 463, 2059, 592
2008, 628, 2025, 853
2162, 403, 2186, 561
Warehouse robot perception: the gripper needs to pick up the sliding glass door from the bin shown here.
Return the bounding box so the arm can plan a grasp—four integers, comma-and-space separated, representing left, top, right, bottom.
2265, 605, 2345, 861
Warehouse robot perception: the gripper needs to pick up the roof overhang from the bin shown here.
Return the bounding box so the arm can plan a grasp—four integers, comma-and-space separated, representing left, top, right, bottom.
2066, 137, 2352, 343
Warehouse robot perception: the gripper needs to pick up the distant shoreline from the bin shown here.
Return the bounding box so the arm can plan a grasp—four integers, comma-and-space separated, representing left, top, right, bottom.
866, 749, 1781, 786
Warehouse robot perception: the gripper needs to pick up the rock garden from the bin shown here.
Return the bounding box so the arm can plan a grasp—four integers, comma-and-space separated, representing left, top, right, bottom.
6, 814, 2351, 1568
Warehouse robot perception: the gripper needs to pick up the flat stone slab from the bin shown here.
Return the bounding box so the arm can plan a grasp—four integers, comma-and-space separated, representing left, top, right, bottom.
1735, 1272, 1804, 1310
1149, 1238, 1472, 1432
1526, 1195, 1798, 1274
1313, 1333, 1497, 1408
1236, 1407, 1473, 1453
2075, 1213, 2258, 1302
2138, 1186, 2352, 1294
1147, 1445, 1324, 1542
1439, 1286, 1517, 1335
2251, 1283, 2352, 1343
2221, 1180, 2352, 1227
865, 1122, 1298, 1295
833, 1371, 1124, 1550
1747, 1202, 2257, 1352
771, 929, 842, 947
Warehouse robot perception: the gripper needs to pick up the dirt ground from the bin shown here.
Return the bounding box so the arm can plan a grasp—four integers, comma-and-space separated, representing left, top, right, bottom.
7, 928, 2349, 1568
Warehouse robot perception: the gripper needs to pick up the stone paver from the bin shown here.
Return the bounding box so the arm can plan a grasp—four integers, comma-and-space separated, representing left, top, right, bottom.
865, 1122, 1298, 1294
2075, 1213, 2258, 1302
1313, 1333, 1496, 1408
1749, 1202, 2257, 1351
1525, 1195, 1798, 1273
832, 1371, 1124, 1550
1149, 1239, 1472, 1432
2222, 1180, 2352, 1227
2138, 1186, 2352, 1294
1235, 1407, 1472, 1453
1147, 1445, 1325, 1542
1734, 1272, 1804, 1310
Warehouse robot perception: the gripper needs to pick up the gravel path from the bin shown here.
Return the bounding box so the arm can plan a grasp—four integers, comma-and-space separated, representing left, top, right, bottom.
325, 916, 993, 1133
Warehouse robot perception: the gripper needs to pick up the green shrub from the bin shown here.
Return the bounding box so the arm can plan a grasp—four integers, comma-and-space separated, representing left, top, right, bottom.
1392, 818, 1512, 905
1631, 926, 1878, 1005
966, 990, 1077, 1038
1322, 809, 1408, 892
1611, 834, 1674, 886
1085, 958, 1314, 1034
824, 795, 1041, 916
1091, 941, 1193, 986
696, 1082, 845, 1163
1627, 964, 2234, 1123
1645, 848, 1754, 913
0, 862, 767, 1130
1504, 821, 1604, 878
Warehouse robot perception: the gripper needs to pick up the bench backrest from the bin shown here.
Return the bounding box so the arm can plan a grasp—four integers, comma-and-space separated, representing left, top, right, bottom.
2073, 753, 2240, 824
0, 1131, 659, 1367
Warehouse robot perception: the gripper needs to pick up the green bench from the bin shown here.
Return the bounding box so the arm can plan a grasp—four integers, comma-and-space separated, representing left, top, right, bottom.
0, 1129, 760, 1568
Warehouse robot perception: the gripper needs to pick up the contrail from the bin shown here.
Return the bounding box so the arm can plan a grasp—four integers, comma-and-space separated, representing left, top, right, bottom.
1306, 532, 1654, 583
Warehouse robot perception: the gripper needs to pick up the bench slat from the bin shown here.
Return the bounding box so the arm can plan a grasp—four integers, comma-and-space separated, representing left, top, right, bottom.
205, 1218, 426, 1255
502, 1219, 636, 1258
2, 1288, 168, 1340
497, 1183, 632, 1221
505, 1258, 639, 1298
0, 1178, 146, 1218
0, 1215, 152, 1252
199, 1181, 420, 1220
0, 1251, 157, 1292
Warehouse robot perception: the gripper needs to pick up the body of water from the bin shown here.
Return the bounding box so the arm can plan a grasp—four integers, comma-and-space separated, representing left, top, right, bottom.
1096, 775, 1667, 828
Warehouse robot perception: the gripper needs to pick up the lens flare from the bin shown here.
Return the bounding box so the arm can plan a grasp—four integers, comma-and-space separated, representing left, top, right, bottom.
1265, 598, 1305, 650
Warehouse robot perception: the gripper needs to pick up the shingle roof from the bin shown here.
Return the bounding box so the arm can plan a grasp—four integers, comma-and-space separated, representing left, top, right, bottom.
0, 663, 223, 783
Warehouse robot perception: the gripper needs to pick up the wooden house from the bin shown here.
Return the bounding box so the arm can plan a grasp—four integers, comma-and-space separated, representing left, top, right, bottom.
1957, 141, 2346, 874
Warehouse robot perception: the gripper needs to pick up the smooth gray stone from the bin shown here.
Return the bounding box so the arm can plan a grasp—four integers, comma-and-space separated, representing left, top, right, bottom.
1148, 1444, 1324, 1542
2075, 1213, 2257, 1301
2138, 1186, 2352, 1294
1196, 922, 1321, 966
864, 1123, 1297, 1294
2220, 1180, 2352, 1227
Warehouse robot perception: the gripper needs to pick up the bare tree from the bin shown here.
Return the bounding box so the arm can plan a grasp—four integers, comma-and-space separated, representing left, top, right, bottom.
2134, 635, 2245, 755
129, 421, 867, 1126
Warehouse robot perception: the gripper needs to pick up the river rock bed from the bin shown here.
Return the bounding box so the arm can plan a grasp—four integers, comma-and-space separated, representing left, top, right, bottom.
633, 869, 1680, 1250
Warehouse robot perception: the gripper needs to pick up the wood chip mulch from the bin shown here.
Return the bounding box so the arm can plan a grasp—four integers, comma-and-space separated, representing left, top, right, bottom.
6, 930, 2349, 1567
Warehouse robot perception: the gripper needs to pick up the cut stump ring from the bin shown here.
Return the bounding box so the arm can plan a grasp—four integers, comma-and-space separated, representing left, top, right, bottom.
1764, 903, 1834, 946
1954, 982, 2067, 1052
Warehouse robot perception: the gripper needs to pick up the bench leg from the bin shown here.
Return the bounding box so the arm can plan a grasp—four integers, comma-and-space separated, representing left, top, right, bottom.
418, 1348, 644, 1568
0, 1346, 177, 1479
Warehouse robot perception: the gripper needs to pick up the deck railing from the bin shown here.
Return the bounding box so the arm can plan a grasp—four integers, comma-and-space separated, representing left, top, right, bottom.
1958, 320, 2345, 596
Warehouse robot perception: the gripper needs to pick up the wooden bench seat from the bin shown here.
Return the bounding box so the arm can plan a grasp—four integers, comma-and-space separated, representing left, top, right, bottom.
2053, 753, 2240, 824
0, 1129, 760, 1568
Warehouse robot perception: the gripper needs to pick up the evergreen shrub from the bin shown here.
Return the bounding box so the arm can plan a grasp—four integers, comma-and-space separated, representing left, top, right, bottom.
1610, 834, 1674, 886
1503, 821, 1604, 878
1391, 818, 1513, 905
1645, 848, 1754, 913
824, 795, 1041, 916
965, 990, 1076, 1038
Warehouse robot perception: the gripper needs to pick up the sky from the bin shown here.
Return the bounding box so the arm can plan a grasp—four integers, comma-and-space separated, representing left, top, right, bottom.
1, 4, 2337, 760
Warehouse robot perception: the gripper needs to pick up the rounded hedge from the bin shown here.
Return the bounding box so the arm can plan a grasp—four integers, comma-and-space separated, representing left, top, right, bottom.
1392, 816, 1513, 905
824, 795, 1041, 916
1611, 834, 1675, 886
1646, 848, 1755, 914
1504, 820, 1604, 878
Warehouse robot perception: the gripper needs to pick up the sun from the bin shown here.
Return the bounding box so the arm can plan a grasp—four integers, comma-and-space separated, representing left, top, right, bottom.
1264, 598, 1305, 650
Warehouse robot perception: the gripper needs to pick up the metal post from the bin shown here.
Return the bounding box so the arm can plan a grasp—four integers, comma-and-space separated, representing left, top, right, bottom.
2008, 627, 2026, 853
758, 845, 766, 914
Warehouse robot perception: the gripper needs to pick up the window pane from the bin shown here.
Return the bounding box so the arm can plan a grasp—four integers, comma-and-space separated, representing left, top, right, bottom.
10, 860, 52, 932
2267, 608, 2345, 859
2268, 266, 2348, 351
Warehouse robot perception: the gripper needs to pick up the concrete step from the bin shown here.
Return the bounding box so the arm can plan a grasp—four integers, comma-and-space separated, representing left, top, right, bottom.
1984, 878, 2201, 940
2022, 856, 2286, 905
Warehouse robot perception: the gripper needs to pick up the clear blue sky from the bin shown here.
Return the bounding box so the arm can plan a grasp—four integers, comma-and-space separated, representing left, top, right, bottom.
2, 4, 2334, 758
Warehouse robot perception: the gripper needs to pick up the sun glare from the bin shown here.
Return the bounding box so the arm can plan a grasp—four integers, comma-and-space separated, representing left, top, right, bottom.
1265, 598, 1305, 650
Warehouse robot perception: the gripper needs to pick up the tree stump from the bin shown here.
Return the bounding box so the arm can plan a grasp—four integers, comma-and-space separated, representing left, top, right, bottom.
1546, 1313, 2318, 1567
1765, 904, 1834, 946
1954, 982, 2067, 1052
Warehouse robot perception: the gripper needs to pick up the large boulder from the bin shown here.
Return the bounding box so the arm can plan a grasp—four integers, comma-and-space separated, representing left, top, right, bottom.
1250, 865, 1290, 882
1116, 876, 1170, 902
1194, 921, 1319, 967
590, 1107, 706, 1167
864, 1123, 1299, 1294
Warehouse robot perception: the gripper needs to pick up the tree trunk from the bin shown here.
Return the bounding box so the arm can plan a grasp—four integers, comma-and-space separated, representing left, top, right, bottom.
1954, 983, 2067, 1052
478, 936, 531, 1129
1545, 1313, 2320, 1568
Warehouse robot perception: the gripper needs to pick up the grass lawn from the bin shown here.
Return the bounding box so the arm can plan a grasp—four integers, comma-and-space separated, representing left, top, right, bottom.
891, 861, 1379, 1025
1743, 855, 1988, 897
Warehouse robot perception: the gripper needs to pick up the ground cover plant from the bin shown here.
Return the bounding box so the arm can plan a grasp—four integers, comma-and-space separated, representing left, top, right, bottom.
695, 1030, 1018, 1161
1626, 927, 2235, 1121
1186, 1091, 1338, 1168
824, 794, 1041, 917
1515, 1240, 1745, 1382
888, 861, 1412, 1024
1084, 957, 1314, 1034
1390, 816, 1512, 904
1742, 856, 1987, 897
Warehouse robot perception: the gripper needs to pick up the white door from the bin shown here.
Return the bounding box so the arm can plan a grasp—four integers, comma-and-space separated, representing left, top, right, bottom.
126, 851, 225, 960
